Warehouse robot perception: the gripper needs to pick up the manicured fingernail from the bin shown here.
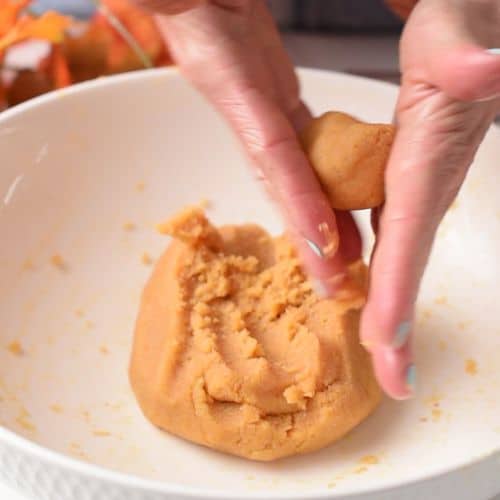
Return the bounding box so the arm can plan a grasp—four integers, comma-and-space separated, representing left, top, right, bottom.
317, 222, 339, 258
406, 364, 417, 393
393, 320, 412, 349
312, 279, 328, 298
487, 48, 500, 55
303, 222, 339, 260
304, 237, 324, 258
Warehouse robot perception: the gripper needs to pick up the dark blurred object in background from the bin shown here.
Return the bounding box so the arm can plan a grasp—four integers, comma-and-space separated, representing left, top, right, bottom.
268, 0, 403, 32
32, 0, 405, 32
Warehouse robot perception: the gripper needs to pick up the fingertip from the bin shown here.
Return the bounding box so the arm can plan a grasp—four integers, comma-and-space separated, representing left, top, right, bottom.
432, 45, 500, 101
360, 294, 414, 348
371, 345, 415, 400
285, 194, 350, 297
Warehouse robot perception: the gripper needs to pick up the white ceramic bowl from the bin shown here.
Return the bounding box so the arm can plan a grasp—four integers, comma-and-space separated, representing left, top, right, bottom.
1, 68, 500, 500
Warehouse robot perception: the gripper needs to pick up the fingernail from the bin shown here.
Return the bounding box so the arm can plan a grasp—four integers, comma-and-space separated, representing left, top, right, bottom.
393, 320, 412, 349
304, 237, 324, 258
406, 364, 417, 393
317, 222, 339, 258
312, 279, 328, 298
303, 221, 339, 260
476, 50, 500, 101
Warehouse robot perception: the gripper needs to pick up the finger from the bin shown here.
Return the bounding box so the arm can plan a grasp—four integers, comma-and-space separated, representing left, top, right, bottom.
288, 102, 362, 265
221, 89, 359, 295
427, 45, 500, 102
371, 343, 415, 400
235, 93, 348, 295
335, 210, 362, 264
361, 89, 493, 398
157, 6, 358, 296
400, 1, 500, 102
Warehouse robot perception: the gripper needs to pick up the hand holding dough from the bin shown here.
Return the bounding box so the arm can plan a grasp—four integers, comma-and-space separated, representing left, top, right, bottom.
129, 111, 389, 461
301, 111, 395, 210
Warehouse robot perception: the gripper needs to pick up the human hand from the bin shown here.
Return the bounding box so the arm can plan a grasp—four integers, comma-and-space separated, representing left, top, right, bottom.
361, 0, 500, 398
133, 0, 362, 297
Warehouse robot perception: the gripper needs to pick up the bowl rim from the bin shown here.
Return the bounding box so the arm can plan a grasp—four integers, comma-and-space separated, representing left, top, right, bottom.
1, 66, 499, 499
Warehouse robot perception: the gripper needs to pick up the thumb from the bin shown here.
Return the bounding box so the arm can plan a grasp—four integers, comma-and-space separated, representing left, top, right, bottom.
428, 45, 500, 102
400, 0, 500, 102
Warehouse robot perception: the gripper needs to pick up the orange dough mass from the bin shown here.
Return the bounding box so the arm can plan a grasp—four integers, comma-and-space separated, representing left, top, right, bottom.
130, 207, 381, 461
301, 111, 395, 210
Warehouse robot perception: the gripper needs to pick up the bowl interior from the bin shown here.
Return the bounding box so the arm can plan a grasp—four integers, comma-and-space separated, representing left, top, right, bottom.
1, 68, 500, 498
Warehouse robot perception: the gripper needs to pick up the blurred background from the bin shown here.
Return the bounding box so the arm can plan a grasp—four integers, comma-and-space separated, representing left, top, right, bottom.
32, 0, 404, 29
268, 0, 402, 84
0, 0, 405, 110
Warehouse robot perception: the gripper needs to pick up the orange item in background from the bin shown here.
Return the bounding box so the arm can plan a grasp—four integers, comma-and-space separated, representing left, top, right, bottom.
97, 0, 169, 73
384, 0, 418, 19
0, 11, 71, 51
0, 0, 171, 108
0, 0, 30, 37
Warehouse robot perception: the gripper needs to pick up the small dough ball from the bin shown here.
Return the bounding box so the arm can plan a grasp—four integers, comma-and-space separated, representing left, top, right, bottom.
130, 207, 381, 461
301, 111, 395, 210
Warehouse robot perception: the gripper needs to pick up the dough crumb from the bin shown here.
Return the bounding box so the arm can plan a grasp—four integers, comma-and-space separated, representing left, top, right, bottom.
359, 455, 379, 465
93, 430, 111, 437
141, 252, 153, 266
81, 410, 91, 422
156, 205, 222, 249
198, 198, 212, 210
7, 341, 24, 356
434, 296, 448, 305
75, 308, 85, 317
431, 408, 442, 421
123, 222, 136, 231
50, 404, 64, 414
353, 466, 368, 474
422, 309, 433, 319
50, 254, 66, 270
99, 345, 109, 355
425, 394, 442, 406
22, 258, 34, 270
16, 407, 36, 432
465, 359, 478, 376
136, 182, 146, 192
